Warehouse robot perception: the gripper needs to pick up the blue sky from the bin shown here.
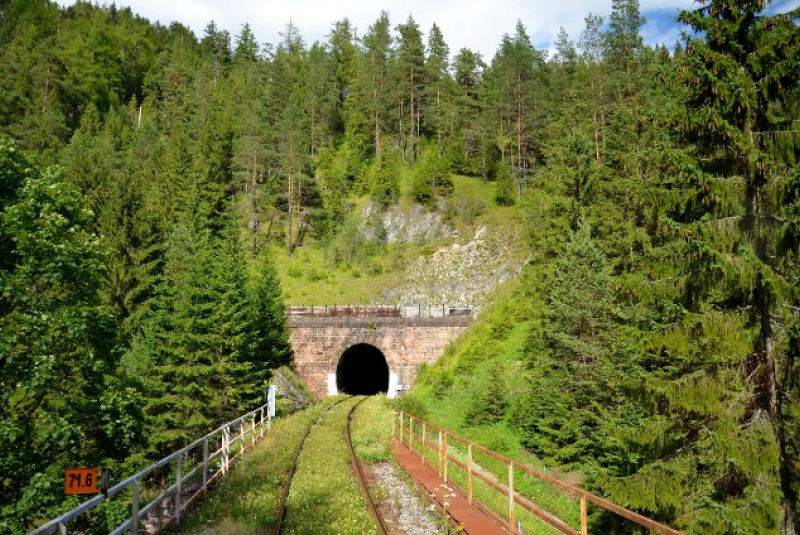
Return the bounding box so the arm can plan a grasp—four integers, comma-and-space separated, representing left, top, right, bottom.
55, 0, 800, 60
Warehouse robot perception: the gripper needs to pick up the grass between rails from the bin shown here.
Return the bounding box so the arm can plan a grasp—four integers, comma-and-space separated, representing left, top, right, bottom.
349, 396, 393, 463
174, 400, 335, 535
283, 396, 378, 534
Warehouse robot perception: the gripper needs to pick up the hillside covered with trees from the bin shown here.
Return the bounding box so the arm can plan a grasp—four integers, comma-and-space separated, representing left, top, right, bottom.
1, 0, 800, 533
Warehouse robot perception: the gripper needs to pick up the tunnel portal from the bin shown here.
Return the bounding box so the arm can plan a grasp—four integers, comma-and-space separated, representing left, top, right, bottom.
336, 343, 390, 395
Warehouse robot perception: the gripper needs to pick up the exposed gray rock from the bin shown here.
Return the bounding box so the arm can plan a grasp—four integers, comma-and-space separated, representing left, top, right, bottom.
383, 226, 525, 313
272, 366, 314, 414
361, 204, 458, 245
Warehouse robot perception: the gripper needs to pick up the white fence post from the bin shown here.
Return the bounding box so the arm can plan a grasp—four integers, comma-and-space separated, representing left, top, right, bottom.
130, 478, 140, 535
175, 452, 183, 525
223, 427, 230, 475
202, 438, 209, 492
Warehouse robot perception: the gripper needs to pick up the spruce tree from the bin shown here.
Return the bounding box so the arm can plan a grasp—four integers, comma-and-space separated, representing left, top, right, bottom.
679, 2, 800, 530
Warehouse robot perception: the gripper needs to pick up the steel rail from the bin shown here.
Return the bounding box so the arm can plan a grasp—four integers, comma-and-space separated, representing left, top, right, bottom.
345, 397, 389, 535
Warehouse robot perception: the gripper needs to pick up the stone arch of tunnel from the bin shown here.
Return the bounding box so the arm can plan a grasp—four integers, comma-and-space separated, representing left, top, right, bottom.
336, 343, 390, 395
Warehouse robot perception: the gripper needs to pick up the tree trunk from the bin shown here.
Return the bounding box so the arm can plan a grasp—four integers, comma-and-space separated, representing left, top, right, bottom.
409, 68, 415, 162
517, 78, 523, 201
287, 166, 293, 254
310, 99, 316, 159
437, 84, 442, 154
374, 90, 381, 162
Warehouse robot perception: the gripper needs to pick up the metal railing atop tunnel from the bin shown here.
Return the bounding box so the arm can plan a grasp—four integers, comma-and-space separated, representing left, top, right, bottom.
394, 410, 684, 535
287, 304, 472, 319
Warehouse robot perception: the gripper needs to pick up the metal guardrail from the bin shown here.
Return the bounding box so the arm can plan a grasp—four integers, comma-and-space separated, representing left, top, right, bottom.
287, 304, 471, 319
394, 410, 684, 535
30, 404, 272, 535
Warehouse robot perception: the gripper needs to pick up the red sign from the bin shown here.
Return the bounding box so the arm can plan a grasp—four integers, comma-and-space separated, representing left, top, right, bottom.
64, 468, 100, 495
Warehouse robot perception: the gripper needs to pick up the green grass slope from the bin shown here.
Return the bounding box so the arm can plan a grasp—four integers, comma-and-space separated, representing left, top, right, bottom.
273, 174, 525, 306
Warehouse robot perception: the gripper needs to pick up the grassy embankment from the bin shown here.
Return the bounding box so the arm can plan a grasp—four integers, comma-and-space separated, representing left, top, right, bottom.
272, 174, 521, 305
398, 276, 585, 534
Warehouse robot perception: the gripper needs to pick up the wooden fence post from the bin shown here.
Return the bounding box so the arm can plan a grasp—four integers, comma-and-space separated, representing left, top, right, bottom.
508, 462, 515, 533
409, 416, 414, 452
260, 407, 265, 438
422, 422, 427, 465
222, 427, 230, 475
468, 444, 473, 504
581, 495, 588, 535
175, 452, 183, 525
438, 430, 443, 476
443, 434, 449, 483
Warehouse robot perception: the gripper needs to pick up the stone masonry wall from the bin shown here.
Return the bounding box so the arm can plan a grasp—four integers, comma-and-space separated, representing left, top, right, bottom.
289, 317, 470, 399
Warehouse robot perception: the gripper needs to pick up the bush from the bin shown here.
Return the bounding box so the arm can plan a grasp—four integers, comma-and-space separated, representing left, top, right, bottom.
395, 393, 429, 420
465, 365, 508, 426
494, 162, 516, 206
411, 149, 453, 205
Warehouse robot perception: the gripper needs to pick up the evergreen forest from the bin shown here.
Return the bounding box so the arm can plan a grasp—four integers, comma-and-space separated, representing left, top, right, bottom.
1, 0, 800, 533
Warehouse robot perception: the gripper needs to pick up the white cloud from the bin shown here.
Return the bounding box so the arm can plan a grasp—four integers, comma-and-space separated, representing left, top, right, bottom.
54, 0, 799, 60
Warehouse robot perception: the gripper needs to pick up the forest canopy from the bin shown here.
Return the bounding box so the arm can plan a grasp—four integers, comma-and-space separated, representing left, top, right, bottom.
0, 0, 799, 533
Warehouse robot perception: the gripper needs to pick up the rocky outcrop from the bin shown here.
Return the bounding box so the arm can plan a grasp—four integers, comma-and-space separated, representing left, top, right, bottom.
361, 203, 458, 245
383, 226, 525, 313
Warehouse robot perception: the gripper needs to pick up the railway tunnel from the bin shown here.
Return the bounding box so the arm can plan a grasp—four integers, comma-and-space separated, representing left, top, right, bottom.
288, 306, 472, 398
336, 343, 390, 395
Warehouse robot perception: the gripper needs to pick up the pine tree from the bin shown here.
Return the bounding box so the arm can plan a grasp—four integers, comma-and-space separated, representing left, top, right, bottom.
578, 14, 606, 163
450, 47, 487, 177
411, 146, 452, 205
486, 21, 546, 199
241, 253, 293, 404
360, 11, 393, 162
234, 23, 258, 62
425, 23, 450, 152
605, 0, 645, 76
395, 16, 425, 161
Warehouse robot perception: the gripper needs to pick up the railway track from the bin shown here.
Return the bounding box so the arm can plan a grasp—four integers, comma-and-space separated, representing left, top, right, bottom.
275, 396, 388, 535
346, 396, 390, 534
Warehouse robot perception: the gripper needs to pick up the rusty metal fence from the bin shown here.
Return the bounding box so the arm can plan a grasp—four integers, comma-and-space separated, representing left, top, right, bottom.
287, 304, 471, 319
394, 410, 683, 535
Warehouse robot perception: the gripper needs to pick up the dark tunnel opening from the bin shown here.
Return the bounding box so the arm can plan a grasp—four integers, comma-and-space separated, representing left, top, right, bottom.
336, 343, 390, 395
